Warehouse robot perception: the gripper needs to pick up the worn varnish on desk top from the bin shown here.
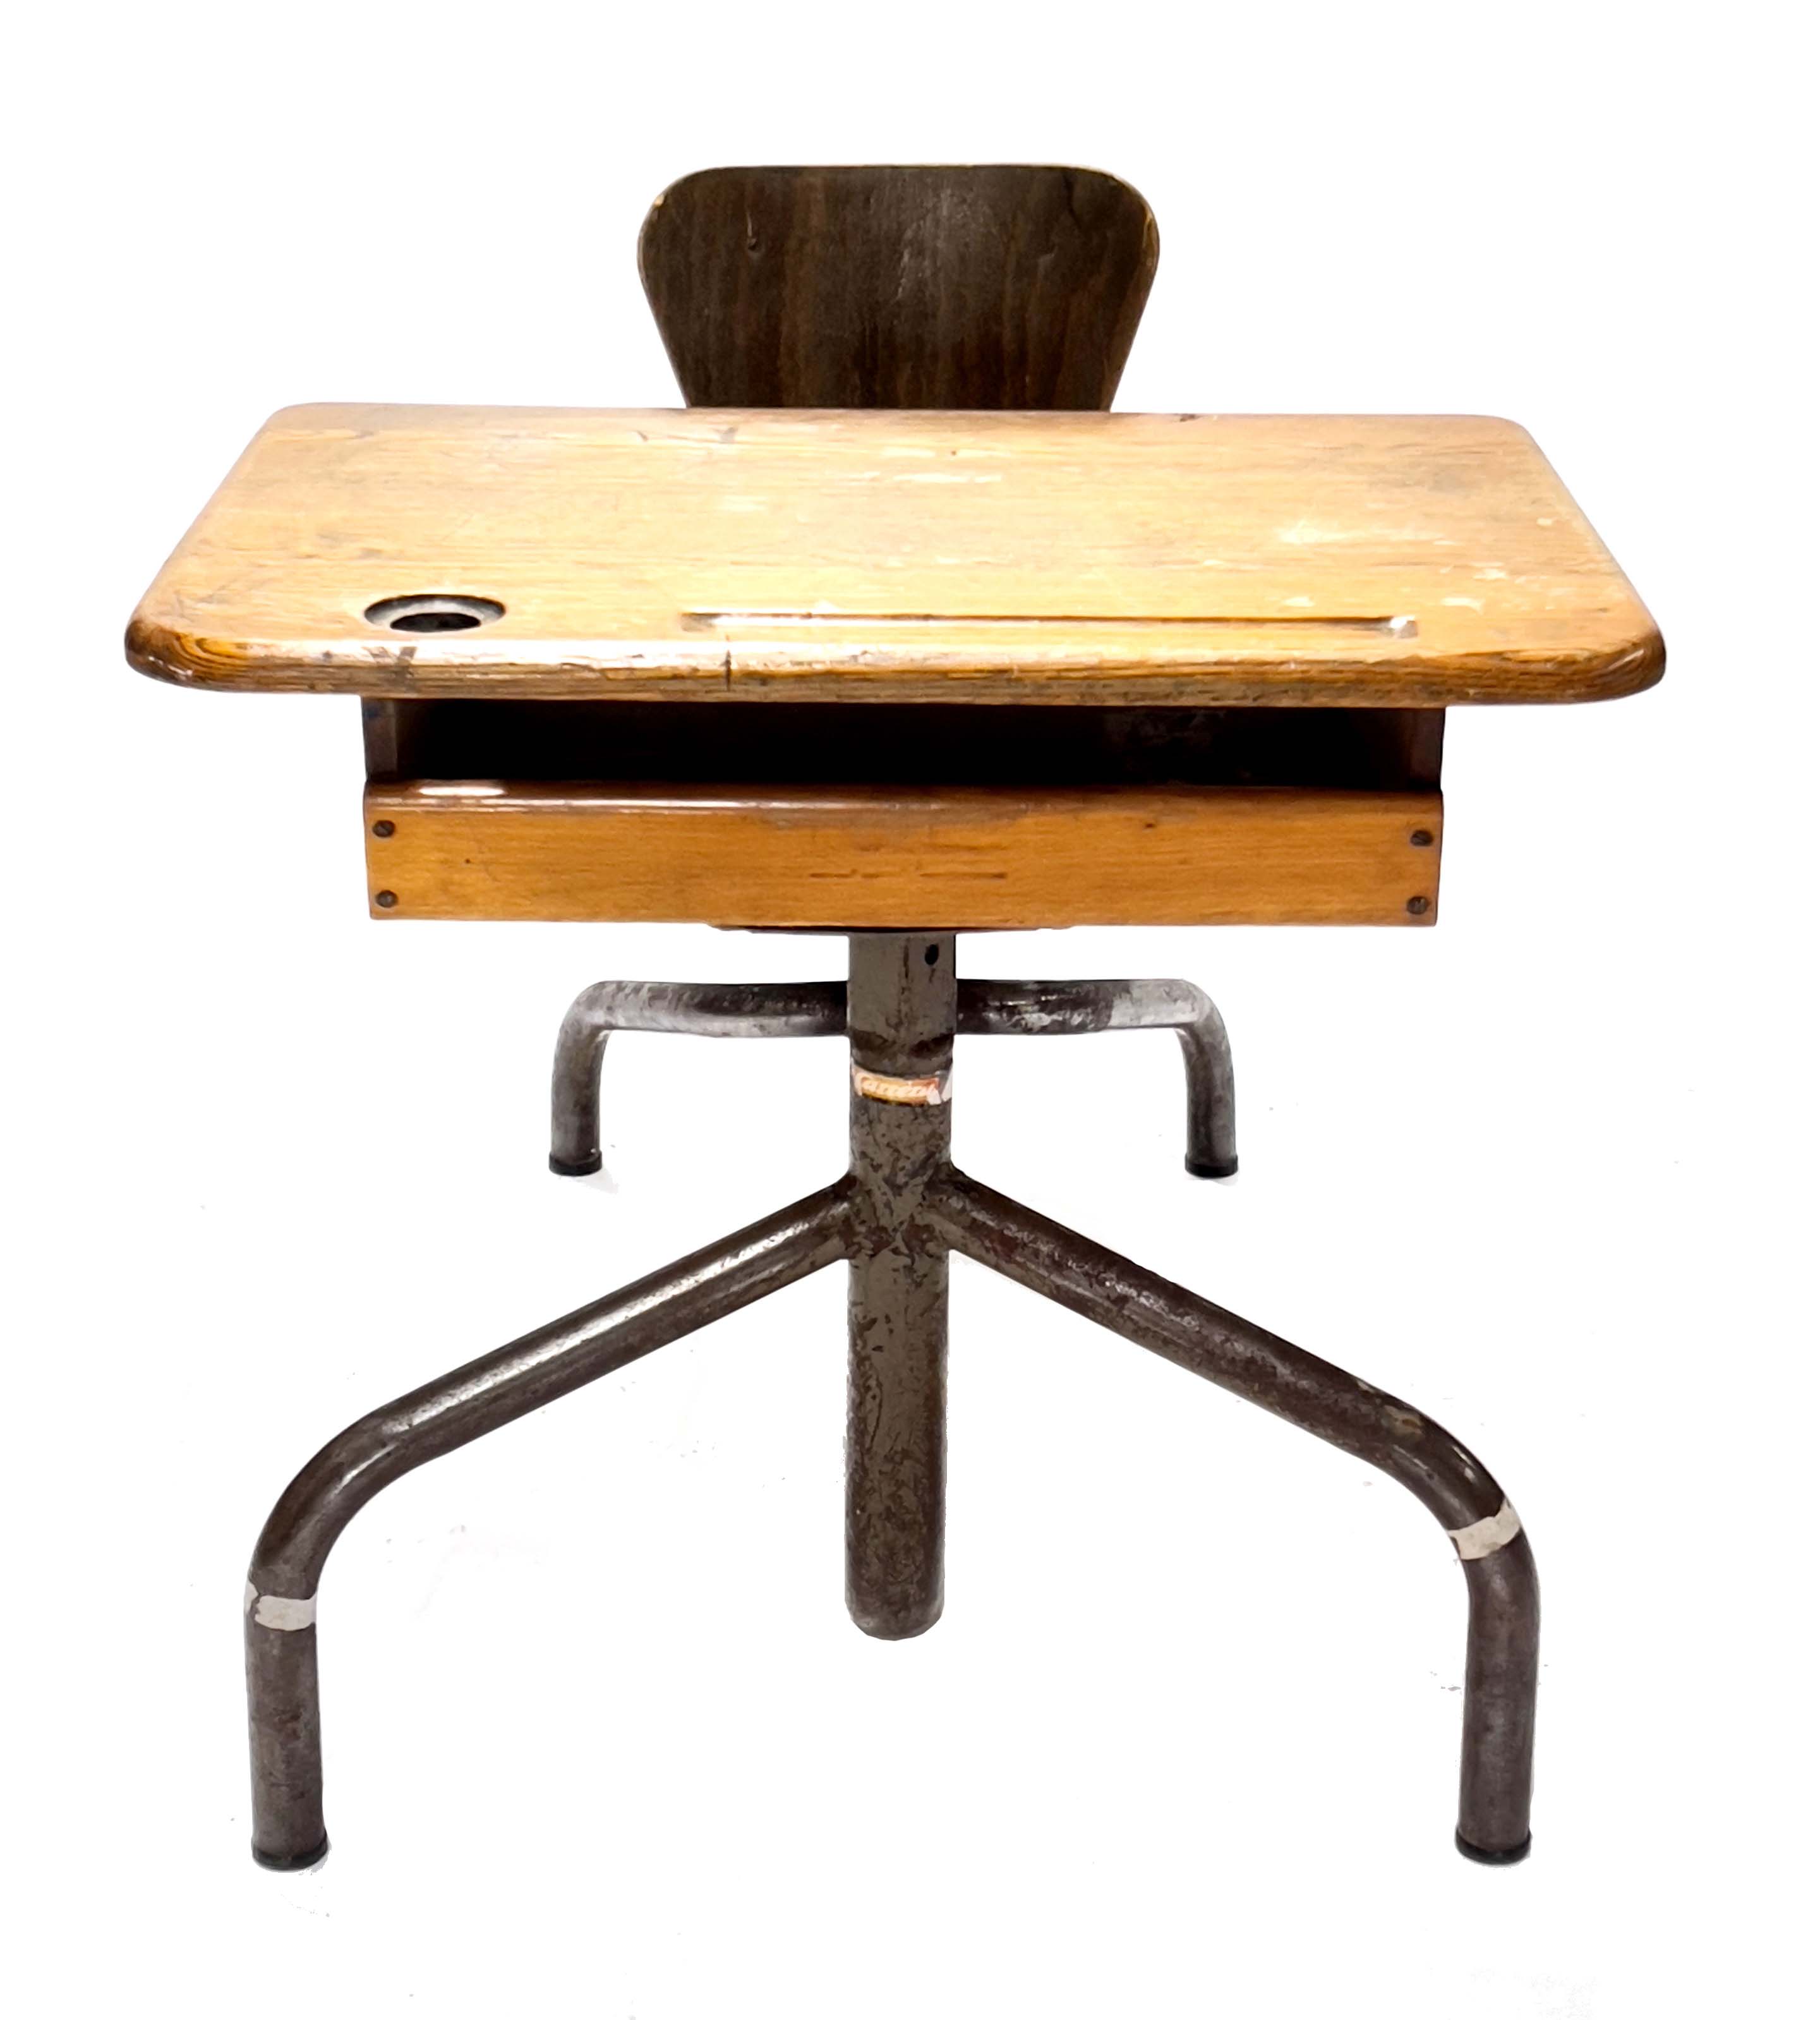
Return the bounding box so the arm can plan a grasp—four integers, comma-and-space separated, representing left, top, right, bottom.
127, 406, 1661, 710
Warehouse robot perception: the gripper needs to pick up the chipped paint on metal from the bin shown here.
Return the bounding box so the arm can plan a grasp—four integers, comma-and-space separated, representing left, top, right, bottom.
1448, 1500, 1522, 1562
852, 1064, 952, 1107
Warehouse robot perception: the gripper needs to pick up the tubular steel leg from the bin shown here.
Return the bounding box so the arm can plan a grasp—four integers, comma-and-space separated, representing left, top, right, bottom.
551, 973, 1232, 1183
549, 979, 847, 1175
844, 934, 956, 1639
960, 977, 1238, 1178
926, 1171, 1540, 1862
244, 1180, 853, 1869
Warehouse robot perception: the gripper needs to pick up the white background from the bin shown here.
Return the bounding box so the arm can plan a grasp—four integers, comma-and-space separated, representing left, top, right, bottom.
6, 3, 1814, 2014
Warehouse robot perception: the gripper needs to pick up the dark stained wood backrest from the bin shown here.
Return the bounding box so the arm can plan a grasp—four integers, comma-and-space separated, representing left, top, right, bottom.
639, 165, 1158, 410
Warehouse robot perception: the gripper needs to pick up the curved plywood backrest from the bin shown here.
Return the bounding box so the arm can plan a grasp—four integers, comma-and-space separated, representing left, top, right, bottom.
639, 164, 1158, 410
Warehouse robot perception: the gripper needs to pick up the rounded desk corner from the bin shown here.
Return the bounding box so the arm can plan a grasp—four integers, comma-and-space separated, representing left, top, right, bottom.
1459, 411, 1534, 440
263, 400, 345, 432
1574, 623, 1667, 704
124, 614, 202, 689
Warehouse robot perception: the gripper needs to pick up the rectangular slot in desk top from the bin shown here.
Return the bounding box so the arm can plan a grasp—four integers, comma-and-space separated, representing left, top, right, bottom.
127, 406, 1662, 710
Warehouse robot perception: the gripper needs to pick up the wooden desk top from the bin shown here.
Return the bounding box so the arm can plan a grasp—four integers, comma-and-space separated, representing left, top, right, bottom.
127, 406, 1661, 709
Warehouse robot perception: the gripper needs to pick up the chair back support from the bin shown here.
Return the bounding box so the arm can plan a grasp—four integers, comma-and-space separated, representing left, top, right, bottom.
639, 164, 1157, 410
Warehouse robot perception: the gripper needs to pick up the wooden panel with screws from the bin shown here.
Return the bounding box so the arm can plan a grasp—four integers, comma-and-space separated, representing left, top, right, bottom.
361, 782, 1443, 929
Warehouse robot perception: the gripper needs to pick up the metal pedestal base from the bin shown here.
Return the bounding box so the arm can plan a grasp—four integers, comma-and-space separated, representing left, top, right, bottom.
245, 934, 1537, 1870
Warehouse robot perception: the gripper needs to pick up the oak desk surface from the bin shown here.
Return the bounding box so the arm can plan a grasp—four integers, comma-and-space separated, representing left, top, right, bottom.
127, 406, 1661, 710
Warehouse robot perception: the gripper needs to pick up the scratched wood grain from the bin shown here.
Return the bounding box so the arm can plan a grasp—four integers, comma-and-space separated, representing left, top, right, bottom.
639, 165, 1157, 409
127, 407, 1662, 709
361, 781, 1443, 928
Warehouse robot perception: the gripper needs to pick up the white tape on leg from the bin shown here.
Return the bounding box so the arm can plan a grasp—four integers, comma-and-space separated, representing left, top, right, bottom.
1448, 1500, 1522, 1561
244, 1581, 318, 1630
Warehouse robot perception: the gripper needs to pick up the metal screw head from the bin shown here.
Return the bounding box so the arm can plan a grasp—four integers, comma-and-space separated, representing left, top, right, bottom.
1406, 895, 1430, 916
375, 890, 399, 909
1410, 828, 1434, 847
371, 819, 395, 838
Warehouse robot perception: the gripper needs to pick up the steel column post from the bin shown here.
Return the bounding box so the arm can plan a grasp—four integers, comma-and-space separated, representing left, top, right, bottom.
843, 933, 956, 1638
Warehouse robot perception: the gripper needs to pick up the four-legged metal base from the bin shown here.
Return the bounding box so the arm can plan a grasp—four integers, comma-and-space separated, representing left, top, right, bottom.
244, 934, 1537, 1870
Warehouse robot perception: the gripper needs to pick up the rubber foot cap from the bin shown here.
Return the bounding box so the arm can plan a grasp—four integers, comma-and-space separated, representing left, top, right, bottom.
1185, 1155, 1239, 1180
253, 1837, 330, 1872
549, 1152, 603, 1178
1455, 1829, 1531, 1866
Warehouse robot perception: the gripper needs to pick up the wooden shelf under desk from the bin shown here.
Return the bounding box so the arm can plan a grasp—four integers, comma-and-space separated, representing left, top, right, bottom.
359, 701, 1443, 928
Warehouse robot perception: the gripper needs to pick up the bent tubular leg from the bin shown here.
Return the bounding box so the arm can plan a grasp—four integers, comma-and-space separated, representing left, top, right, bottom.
549, 979, 847, 1175
959, 979, 1237, 1178
928, 1172, 1538, 1861
244, 1179, 853, 1869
